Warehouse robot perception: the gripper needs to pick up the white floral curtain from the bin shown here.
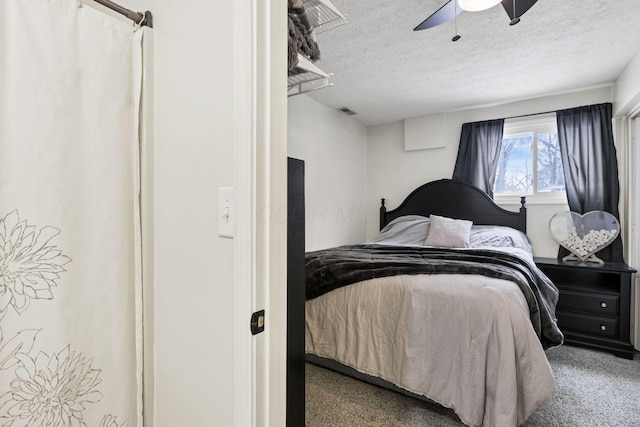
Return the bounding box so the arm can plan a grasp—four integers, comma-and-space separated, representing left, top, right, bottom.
0, 1, 143, 426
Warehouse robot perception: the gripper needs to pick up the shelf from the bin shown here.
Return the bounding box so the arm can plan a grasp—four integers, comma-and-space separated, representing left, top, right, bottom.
288, 54, 333, 97
302, 0, 347, 33
287, 0, 345, 96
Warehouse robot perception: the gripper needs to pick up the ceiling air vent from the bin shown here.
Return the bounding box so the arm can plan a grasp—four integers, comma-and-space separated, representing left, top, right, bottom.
338, 107, 357, 116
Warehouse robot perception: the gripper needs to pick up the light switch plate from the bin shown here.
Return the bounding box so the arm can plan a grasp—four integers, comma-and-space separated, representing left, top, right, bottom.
218, 187, 235, 238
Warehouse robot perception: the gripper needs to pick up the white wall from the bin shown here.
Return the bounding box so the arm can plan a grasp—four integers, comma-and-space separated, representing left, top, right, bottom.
152, 6, 236, 425
367, 86, 613, 257
288, 95, 368, 251
614, 46, 640, 117
120, 1, 237, 425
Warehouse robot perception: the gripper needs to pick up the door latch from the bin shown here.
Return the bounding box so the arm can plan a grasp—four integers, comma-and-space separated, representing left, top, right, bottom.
250, 310, 265, 335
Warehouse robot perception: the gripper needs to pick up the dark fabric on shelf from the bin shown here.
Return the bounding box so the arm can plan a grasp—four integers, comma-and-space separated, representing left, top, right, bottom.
287, 0, 320, 71
556, 103, 624, 263
452, 119, 505, 198
305, 244, 564, 349
287, 14, 320, 70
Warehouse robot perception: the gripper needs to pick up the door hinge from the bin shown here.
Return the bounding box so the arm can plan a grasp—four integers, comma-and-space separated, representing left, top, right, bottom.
250, 310, 265, 335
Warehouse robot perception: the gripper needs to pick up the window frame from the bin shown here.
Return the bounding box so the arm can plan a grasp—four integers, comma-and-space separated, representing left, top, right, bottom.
493, 114, 568, 205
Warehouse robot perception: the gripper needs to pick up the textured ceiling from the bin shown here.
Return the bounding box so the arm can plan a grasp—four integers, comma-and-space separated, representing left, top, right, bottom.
305, 0, 640, 125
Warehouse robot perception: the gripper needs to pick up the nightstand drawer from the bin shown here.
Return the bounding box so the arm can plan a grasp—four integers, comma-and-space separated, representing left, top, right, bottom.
557, 312, 618, 339
556, 291, 619, 316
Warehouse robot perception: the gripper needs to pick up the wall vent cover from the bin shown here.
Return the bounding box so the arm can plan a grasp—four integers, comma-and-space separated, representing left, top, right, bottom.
338, 107, 357, 115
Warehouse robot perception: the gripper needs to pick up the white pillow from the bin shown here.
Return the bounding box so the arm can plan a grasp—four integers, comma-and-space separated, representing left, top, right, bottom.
424, 215, 473, 248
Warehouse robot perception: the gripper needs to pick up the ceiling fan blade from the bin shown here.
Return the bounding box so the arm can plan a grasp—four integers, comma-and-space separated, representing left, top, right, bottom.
501, 0, 538, 20
414, 0, 462, 31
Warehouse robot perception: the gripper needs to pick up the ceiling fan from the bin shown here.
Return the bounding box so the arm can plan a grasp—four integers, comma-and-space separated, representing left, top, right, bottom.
414, 0, 538, 39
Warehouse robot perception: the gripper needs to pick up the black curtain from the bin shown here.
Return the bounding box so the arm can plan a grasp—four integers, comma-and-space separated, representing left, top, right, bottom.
556, 102, 624, 263
452, 119, 505, 197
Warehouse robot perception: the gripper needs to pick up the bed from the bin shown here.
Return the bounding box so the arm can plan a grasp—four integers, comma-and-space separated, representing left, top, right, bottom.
304, 179, 564, 427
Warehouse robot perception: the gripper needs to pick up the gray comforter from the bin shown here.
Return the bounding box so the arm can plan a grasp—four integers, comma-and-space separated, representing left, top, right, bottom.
306, 244, 563, 349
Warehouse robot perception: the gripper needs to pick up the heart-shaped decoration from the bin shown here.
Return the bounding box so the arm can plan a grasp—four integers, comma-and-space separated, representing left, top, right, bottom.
549, 211, 620, 263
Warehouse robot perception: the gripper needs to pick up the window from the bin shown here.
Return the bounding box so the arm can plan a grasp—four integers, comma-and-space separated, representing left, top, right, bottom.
493, 115, 566, 203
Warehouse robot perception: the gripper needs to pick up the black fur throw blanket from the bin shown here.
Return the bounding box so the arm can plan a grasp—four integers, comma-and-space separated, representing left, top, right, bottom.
305, 244, 564, 349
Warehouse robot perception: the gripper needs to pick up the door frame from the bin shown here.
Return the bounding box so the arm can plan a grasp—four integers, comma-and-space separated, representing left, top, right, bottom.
629, 115, 640, 349
233, 0, 288, 425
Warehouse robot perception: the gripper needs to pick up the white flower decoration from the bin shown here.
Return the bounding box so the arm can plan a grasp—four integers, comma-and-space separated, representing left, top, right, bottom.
0, 210, 71, 314
99, 414, 128, 427
561, 227, 618, 258
0, 346, 103, 426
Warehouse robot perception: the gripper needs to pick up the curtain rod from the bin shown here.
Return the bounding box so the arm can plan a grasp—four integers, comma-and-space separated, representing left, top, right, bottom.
92, 0, 153, 28
483, 103, 611, 123
502, 109, 557, 121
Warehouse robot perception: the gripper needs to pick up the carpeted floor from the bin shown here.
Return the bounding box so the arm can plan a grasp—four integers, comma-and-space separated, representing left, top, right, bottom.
305, 345, 640, 426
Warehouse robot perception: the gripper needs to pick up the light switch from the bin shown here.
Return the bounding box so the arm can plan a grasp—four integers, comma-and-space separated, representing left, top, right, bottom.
218, 187, 235, 238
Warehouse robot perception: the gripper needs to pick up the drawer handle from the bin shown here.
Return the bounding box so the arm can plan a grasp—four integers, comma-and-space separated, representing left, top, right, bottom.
600, 325, 607, 331
601, 302, 607, 308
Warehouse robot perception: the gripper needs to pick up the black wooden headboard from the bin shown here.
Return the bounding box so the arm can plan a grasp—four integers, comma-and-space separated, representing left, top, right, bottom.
380, 179, 527, 233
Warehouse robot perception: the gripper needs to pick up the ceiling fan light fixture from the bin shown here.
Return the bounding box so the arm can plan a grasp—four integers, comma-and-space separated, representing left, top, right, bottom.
458, 0, 502, 12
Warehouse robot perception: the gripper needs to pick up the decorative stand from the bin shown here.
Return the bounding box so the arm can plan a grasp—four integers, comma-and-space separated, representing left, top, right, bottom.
562, 252, 604, 265
549, 211, 620, 265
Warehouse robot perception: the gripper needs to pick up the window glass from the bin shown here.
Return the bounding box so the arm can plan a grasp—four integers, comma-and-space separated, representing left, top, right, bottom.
493, 115, 566, 202
494, 135, 533, 194
536, 132, 565, 192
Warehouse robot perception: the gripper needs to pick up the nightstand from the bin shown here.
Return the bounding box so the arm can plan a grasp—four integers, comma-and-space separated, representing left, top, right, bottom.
534, 257, 636, 359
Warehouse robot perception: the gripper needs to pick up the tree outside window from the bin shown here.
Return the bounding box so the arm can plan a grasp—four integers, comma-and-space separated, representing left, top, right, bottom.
493, 116, 566, 201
